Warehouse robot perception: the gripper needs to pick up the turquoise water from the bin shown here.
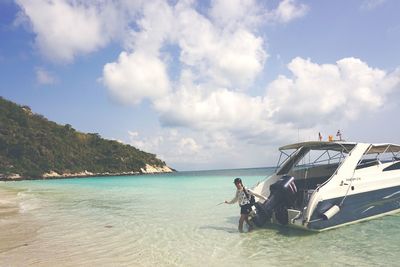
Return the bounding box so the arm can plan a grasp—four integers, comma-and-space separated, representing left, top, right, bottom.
1, 168, 400, 266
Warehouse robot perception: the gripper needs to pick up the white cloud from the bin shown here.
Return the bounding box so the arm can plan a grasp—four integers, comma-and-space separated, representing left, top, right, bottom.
126, 127, 295, 170
153, 57, 400, 144
361, 0, 386, 10
179, 137, 201, 153
102, 51, 171, 105
207, 29, 267, 88
154, 86, 268, 132
98, 0, 310, 109
127, 129, 206, 166
270, 0, 309, 24
125, 0, 174, 54
176, 2, 267, 89
209, 0, 265, 29
16, 0, 105, 62
15, 0, 134, 63
102, 0, 267, 106
265, 57, 400, 128
35, 67, 57, 85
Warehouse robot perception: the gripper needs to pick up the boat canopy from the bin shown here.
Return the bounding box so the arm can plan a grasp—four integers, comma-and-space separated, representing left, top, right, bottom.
365, 144, 400, 154
279, 141, 356, 153
279, 141, 400, 155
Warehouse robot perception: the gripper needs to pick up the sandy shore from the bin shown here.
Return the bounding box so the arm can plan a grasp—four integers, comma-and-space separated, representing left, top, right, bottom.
0, 186, 40, 254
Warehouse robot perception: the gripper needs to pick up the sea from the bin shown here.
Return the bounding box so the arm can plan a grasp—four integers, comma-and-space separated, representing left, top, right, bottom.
1, 167, 399, 266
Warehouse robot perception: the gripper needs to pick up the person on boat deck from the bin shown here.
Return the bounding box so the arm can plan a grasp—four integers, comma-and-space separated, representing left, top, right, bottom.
225, 178, 267, 233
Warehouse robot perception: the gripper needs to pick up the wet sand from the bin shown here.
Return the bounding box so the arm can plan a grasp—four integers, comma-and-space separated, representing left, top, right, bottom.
0, 186, 40, 255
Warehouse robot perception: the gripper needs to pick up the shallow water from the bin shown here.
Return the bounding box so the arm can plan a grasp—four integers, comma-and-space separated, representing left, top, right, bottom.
1, 168, 399, 266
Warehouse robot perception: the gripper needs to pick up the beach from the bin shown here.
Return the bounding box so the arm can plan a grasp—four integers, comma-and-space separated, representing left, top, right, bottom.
0, 187, 40, 255
1, 169, 400, 266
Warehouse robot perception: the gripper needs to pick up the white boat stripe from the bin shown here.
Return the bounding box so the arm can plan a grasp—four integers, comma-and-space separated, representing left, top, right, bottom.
361, 206, 375, 213
313, 208, 400, 232
383, 190, 400, 199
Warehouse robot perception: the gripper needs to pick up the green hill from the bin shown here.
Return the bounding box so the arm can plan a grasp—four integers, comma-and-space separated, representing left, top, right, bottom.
0, 97, 173, 179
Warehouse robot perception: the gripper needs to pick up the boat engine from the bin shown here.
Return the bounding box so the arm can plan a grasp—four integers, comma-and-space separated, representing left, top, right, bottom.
252, 175, 297, 226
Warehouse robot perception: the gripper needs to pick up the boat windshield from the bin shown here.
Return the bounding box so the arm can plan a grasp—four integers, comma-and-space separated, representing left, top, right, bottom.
274, 144, 351, 210
275, 149, 297, 171
293, 149, 347, 172
276, 144, 351, 179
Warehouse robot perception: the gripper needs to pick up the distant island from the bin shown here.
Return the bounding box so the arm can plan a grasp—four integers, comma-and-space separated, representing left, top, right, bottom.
0, 97, 174, 180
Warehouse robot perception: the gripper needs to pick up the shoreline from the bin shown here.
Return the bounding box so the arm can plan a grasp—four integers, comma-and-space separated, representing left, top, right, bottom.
0, 171, 176, 182
0, 164, 176, 182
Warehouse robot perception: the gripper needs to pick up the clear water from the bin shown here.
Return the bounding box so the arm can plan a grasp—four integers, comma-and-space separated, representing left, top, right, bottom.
1, 168, 399, 266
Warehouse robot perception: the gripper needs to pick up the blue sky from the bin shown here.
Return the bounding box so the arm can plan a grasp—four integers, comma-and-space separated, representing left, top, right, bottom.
1, 0, 400, 170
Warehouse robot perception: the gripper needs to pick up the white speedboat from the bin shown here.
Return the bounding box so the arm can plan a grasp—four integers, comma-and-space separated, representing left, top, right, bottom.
251, 141, 400, 231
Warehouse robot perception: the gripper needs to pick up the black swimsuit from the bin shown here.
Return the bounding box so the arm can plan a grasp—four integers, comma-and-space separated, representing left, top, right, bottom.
240, 203, 252, 215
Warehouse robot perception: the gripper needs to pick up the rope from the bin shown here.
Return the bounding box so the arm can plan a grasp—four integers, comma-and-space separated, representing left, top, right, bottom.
339, 169, 356, 207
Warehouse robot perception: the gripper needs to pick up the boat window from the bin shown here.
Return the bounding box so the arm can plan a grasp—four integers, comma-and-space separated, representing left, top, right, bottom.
293, 149, 346, 171
358, 144, 398, 168
383, 162, 400, 172
356, 159, 380, 169
278, 148, 347, 179
275, 149, 296, 170
277, 147, 310, 175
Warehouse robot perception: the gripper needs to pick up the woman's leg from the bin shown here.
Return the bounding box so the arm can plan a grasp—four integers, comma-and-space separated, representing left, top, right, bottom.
244, 215, 253, 231
238, 215, 246, 232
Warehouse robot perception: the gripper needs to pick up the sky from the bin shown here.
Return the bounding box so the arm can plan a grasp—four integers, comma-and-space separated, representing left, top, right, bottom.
1, 0, 400, 171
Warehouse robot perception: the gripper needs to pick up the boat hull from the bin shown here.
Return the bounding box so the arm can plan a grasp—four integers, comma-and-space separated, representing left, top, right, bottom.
307, 185, 400, 231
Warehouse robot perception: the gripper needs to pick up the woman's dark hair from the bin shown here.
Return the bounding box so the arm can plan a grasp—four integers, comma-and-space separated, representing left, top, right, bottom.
233, 177, 242, 185
234, 177, 250, 199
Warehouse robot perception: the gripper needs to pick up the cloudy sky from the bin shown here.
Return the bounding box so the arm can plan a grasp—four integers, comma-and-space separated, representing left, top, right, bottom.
1, 0, 400, 170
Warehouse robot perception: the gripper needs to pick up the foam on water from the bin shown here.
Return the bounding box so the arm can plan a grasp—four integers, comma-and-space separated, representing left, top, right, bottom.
1, 168, 400, 266
17, 191, 43, 213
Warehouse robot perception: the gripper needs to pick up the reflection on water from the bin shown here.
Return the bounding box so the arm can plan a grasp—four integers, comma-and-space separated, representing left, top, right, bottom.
0, 168, 399, 266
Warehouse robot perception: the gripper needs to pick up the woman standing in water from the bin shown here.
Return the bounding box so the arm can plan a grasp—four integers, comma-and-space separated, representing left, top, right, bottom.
225, 178, 267, 233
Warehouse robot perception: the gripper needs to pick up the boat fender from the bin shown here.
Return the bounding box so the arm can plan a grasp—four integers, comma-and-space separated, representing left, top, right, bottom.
317, 202, 334, 214
322, 205, 340, 220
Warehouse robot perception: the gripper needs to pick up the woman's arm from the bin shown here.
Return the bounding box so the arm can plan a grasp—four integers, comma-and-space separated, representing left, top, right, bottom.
248, 189, 267, 201
225, 190, 239, 204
